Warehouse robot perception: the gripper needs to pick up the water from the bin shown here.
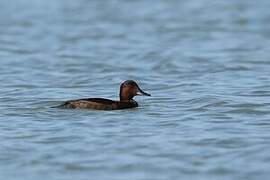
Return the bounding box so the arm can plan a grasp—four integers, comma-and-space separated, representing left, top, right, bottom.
1, 0, 270, 179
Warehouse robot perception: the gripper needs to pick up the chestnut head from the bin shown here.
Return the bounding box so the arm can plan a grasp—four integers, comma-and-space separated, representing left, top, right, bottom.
119, 80, 151, 101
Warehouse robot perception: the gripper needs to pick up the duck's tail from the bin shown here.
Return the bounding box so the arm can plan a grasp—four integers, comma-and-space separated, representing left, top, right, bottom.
51, 105, 61, 108
50, 102, 68, 108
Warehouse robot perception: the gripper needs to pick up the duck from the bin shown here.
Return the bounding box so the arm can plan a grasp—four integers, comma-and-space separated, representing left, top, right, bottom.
55, 80, 151, 110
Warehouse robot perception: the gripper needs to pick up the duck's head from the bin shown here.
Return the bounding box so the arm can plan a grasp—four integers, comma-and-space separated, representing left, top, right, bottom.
119, 80, 151, 101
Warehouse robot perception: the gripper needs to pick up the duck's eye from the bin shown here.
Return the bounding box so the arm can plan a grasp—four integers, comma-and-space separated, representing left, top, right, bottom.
123, 84, 128, 88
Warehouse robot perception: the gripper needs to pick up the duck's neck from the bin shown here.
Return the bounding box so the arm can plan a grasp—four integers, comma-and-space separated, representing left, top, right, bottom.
120, 93, 133, 101
119, 91, 132, 101
120, 97, 133, 102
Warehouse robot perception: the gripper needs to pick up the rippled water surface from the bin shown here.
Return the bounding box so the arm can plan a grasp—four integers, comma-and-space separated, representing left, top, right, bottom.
1, 0, 270, 180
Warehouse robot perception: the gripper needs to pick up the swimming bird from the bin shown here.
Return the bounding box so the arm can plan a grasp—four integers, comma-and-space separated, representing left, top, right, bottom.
55, 80, 151, 110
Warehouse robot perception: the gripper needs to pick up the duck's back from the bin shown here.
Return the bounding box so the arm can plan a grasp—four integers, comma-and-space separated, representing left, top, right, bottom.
57, 98, 138, 110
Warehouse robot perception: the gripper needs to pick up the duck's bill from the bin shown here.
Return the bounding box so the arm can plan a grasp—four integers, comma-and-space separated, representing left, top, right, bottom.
137, 88, 151, 96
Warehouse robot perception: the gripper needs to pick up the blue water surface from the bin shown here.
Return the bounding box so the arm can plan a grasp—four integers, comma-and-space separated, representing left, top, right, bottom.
1, 0, 270, 180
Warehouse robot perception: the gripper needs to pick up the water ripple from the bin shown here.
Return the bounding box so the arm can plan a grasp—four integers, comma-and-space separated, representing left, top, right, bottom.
1, 0, 270, 180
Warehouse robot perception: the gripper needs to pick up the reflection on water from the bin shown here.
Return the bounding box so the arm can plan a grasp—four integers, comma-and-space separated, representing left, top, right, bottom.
1, 0, 270, 180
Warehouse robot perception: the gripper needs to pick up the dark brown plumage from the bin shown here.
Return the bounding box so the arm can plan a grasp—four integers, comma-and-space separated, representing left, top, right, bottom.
55, 80, 151, 110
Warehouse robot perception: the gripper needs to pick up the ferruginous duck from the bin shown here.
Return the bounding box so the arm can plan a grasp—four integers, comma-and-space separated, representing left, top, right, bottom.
56, 80, 151, 110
